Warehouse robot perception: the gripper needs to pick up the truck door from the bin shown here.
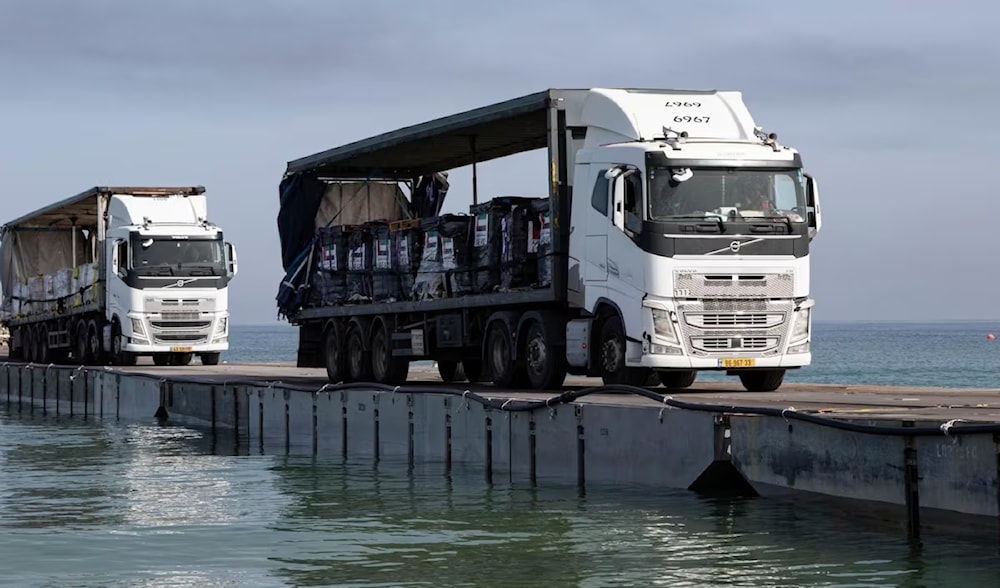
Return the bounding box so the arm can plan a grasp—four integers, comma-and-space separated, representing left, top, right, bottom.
585, 166, 610, 283
607, 168, 645, 293
108, 238, 129, 322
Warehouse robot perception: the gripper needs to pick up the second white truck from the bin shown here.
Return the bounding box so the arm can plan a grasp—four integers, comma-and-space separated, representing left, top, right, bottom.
0, 186, 238, 366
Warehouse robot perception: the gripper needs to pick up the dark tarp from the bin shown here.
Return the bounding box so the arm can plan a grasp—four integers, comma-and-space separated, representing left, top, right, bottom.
277, 172, 327, 272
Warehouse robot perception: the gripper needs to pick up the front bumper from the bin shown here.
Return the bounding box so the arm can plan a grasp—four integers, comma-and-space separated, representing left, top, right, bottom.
634, 349, 811, 369
122, 340, 229, 354
122, 311, 229, 353
637, 296, 813, 369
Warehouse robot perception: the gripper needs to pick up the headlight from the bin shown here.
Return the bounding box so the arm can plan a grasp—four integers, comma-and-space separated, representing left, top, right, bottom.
791, 308, 810, 342
651, 308, 679, 344
215, 317, 228, 335
130, 317, 146, 337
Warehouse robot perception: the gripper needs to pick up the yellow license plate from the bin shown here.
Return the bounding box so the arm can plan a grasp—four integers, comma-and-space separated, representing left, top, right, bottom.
719, 358, 755, 368
170, 346, 193, 353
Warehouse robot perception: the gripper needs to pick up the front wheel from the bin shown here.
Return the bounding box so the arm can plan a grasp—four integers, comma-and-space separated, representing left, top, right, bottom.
200, 352, 221, 366
598, 315, 653, 387
659, 370, 696, 389
110, 321, 137, 366
738, 369, 785, 392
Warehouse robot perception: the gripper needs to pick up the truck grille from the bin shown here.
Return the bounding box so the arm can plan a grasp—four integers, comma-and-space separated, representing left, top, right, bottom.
677, 299, 793, 358
685, 313, 783, 328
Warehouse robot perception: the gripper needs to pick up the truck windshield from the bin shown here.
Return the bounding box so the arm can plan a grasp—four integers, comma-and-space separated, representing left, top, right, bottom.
648, 167, 807, 222
130, 236, 225, 277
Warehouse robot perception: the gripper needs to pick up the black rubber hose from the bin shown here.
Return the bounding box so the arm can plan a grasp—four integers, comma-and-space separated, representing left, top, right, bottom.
13, 363, 1000, 438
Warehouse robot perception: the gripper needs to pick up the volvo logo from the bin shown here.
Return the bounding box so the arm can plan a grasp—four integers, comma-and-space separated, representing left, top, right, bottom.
706, 238, 765, 256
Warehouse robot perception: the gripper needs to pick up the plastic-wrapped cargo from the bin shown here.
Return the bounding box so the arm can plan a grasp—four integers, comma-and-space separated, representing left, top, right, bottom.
531, 198, 553, 288
469, 197, 537, 293
345, 225, 372, 302
413, 214, 472, 300
390, 219, 422, 302
313, 225, 348, 306
55, 268, 73, 300
367, 221, 398, 302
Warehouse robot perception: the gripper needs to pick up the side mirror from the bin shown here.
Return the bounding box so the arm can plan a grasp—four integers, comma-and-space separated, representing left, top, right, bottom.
225, 242, 238, 278
111, 239, 126, 278
611, 177, 625, 230
805, 173, 821, 238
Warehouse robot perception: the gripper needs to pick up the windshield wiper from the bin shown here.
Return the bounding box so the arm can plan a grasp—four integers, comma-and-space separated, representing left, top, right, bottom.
661, 215, 725, 232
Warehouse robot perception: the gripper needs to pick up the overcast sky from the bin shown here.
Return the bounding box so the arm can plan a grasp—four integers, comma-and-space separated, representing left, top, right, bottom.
1, 0, 995, 324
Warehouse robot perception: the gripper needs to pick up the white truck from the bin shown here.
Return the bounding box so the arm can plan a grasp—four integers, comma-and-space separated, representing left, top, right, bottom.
278, 88, 821, 392
1, 186, 238, 366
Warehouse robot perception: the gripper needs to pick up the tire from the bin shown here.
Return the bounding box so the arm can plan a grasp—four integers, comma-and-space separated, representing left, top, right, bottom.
24, 326, 35, 363
486, 321, 527, 388
75, 322, 89, 365
659, 370, 697, 389
739, 369, 785, 392
523, 320, 567, 390
345, 324, 371, 382
171, 352, 193, 367
37, 324, 50, 364
322, 323, 345, 383
86, 319, 104, 365
370, 321, 408, 385
437, 360, 465, 383
111, 321, 137, 366
597, 314, 653, 387
201, 352, 221, 366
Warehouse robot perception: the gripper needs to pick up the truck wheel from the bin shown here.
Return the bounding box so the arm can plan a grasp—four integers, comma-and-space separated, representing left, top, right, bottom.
110, 321, 137, 366
523, 320, 567, 390
437, 360, 465, 383
659, 370, 696, 389
738, 369, 785, 392
345, 325, 371, 382
486, 321, 527, 389
322, 323, 345, 383
23, 327, 35, 363
170, 352, 192, 367
598, 315, 653, 387
37, 324, 50, 364
87, 319, 104, 365
370, 322, 408, 385
75, 323, 90, 365
200, 352, 221, 366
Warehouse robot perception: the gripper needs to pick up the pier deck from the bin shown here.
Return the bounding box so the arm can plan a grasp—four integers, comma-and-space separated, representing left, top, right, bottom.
3, 358, 999, 540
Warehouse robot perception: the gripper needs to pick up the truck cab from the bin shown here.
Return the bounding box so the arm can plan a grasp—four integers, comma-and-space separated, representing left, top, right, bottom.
566, 89, 821, 391
105, 193, 238, 366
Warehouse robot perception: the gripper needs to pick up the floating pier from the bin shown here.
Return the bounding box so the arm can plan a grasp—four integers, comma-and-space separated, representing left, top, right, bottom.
3, 359, 999, 542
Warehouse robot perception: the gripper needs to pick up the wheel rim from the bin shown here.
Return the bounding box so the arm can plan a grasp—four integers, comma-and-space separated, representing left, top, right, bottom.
601, 335, 622, 374
88, 323, 100, 358
525, 328, 546, 376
